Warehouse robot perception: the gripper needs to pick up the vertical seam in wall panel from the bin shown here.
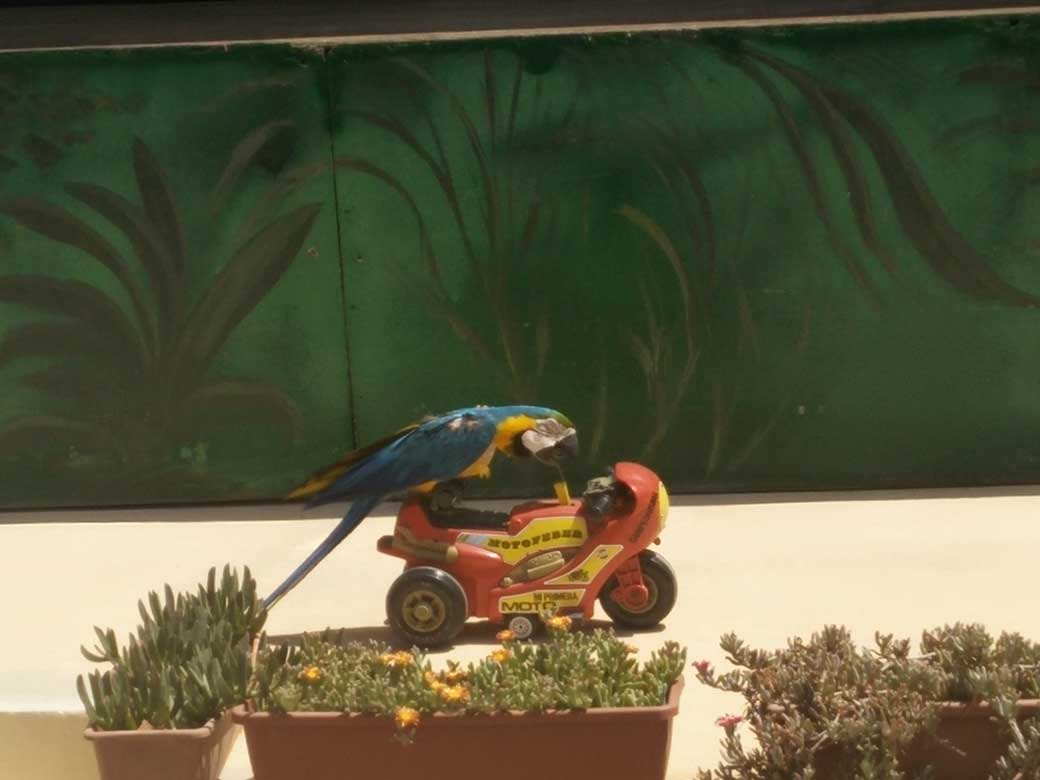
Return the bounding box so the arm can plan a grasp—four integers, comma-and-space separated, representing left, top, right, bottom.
323, 45, 360, 451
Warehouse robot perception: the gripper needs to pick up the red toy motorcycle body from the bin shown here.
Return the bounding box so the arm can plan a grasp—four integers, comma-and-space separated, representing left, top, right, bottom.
377, 462, 677, 647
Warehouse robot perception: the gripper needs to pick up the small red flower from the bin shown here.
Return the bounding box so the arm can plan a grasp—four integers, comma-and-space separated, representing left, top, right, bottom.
693, 660, 713, 676
715, 714, 743, 730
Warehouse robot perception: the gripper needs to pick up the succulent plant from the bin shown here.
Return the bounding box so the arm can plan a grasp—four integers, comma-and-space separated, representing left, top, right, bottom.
77, 565, 267, 730
989, 717, 1040, 780
694, 624, 1040, 780
250, 623, 685, 732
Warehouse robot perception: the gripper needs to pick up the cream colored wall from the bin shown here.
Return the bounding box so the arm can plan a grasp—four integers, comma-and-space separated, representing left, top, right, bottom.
3, 487, 1040, 779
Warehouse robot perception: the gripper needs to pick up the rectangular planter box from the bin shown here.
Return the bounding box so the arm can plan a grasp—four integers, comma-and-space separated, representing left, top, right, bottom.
816, 699, 1040, 780
233, 678, 683, 780
84, 711, 238, 780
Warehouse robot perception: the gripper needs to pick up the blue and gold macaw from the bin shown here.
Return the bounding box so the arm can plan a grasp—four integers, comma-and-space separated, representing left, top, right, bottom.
263, 405, 577, 608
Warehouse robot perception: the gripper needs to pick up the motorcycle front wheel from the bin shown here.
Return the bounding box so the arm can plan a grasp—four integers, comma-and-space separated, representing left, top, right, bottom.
598, 550, 677, 629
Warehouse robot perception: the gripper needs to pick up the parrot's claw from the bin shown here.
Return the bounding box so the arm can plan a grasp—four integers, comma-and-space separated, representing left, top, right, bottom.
429, 479, 464, 511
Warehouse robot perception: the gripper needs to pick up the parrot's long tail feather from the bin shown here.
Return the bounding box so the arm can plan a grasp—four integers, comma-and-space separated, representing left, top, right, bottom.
263, 494, 382, 610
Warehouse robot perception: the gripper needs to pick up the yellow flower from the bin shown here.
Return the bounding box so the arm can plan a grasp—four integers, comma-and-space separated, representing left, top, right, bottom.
489, 648, 512, 664
624, 644, 639, 655
298, 665, 323, 683
438, 684, 470, 704
496, 629, 517, 644
545, 615, 572, 632
394, 706, 421, 730
380, 651, 414, 669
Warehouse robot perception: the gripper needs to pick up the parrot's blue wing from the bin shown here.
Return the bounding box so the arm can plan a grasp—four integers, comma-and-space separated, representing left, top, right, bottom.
287, 423, 421, 504
306, 409, 498, 504
264, 409, 500, 608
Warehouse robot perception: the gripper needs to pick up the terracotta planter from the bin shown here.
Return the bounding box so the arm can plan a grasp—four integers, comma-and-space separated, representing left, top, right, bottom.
233, 677, 683, 780
84, 711, 239, 780
815, 699, 1040, 780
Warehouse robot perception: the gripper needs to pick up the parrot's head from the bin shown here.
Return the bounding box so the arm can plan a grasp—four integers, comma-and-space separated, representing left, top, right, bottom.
492, 406, 578, 465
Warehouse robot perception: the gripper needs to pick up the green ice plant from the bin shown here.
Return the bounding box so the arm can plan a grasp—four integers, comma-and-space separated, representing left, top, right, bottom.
250, 621, 685, 738
918, 623, 1040, 703
77, 565, 267, 731
989, 717, 1040, 780
693, 624, 1040, 780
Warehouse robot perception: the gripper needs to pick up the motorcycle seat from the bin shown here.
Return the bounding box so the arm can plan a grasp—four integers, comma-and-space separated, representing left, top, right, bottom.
426, 506, 511, 530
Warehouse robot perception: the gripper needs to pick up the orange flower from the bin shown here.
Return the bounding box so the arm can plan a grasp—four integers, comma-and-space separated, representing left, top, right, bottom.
545, 615, 572, 632
489, 648, 512, 664
380, 651, 414, 669
496, 629, 517, 644
438, 684, 470, 704
394, 706, 421, 730
298, 665, 323, 683
624, 644, 639, 655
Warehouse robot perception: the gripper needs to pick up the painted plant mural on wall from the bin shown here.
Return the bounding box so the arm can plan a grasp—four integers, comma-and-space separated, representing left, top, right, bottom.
0, 48, 349, 506
0, 16, 1038, 509
333, 17, 1040, 494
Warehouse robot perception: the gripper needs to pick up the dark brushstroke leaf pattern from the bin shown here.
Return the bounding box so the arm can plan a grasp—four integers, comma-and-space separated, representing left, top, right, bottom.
723, 54, 881, 302
747, 50, 898, 275
132, 138, 185, 279
0, 196, 157, 349
821, 80, 1040, 307
957, 64, 1040, 91
23, 133, 63, 169
727, 45, 1040, 307
0, 320, 130, 371
175, 202, 321, 376
0, 274, 147, 363
64, 182, 179, 336
209, 119, 296, 215
21, 363, 115, 403
933, 114, 1040, 152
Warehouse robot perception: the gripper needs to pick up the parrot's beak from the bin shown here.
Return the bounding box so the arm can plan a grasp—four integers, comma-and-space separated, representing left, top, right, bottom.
553, 430, 579, 461
522, 425, 579, 464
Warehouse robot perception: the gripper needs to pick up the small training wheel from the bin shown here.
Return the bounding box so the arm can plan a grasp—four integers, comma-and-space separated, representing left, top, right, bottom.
507, 615, 536, 640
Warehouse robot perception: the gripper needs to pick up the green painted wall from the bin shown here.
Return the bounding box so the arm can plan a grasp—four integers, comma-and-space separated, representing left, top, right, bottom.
1, 15, 1039, 509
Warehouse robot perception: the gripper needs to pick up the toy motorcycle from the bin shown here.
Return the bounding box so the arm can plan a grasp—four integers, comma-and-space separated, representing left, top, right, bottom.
376, 462, 677, 647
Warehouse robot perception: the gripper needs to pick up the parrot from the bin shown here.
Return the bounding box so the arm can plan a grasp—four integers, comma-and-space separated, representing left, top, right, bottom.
263, 405, 578, 608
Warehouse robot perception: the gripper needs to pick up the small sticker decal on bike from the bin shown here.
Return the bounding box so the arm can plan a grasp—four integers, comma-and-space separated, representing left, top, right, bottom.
458, 517, 588, 565
545, 544, 624, 585
499, 589, 585, 613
